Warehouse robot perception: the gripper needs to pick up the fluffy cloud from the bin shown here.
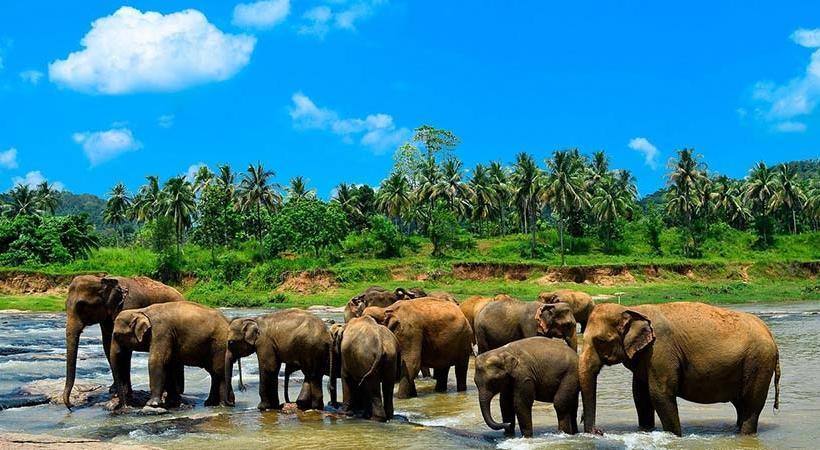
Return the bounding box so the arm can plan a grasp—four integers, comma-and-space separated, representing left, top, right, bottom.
12, 171, 64, 191
48, 7, 256, 94
298, 1, 384, 38
158, 114, 175, 128
628, 137, 660, 170
751, 28, 820, 132
19, 70, 44, 85
0, 148, 18, 169
233, 0, 290, 29
73, 128, 142, 166
289, 92, 409, 152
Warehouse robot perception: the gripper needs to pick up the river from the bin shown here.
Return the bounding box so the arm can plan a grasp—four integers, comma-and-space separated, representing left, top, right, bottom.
0, 302, 817, 449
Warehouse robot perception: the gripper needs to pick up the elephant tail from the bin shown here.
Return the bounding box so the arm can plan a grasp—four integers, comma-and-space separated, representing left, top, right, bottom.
358, 353, 382, 388
773, 353, 781, 412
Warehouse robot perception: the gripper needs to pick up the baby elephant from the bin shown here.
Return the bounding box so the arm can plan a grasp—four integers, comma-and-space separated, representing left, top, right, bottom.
330, 316, 400, 421
534, 302, 578, 350
225, 309, 331, 411
110, 302, 233, 409
475, 336, 579, 437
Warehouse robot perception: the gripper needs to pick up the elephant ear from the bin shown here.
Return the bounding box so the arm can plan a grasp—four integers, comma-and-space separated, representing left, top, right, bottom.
101, 277, 128, 309
534, 303, 554, 334
618, 310, 655, 359
384, 311, 400, 332
394, 287, 409, 300
242, 320, 260, 346
131, 313, 152, 344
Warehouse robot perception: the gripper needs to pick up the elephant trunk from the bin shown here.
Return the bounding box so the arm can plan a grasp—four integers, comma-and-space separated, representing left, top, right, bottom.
478, 388, 510, 432
223, 349, 236, 406
63, 318, 84, 410
579, 345, 603, 434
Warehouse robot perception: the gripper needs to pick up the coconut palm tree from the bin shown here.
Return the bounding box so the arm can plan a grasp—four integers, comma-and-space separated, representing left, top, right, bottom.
771, 164, 806, 234
131, 176, 161, 222
377, 172, 413, 228
35, 181, 61, 215
488, 161, 512, 235
415, 157, 441, 228
511, 152, 544, 256
4, 184, 44, 217
712, 175, 750, 228
744, 161, 778, 245
192, 165, 214, 194
589, 151, 609, 186
806, 179, 820, 230
469, 163, 497, 235
432, 158, 473, 219
104, 182, 132, 246
237, 163, 282, 243
543, 149, 589, 265
665, 149, 706, 223
215, 164, 237, 202
287, 176, 315, 203
591, 174, 633, 251
160, 176, 197, 252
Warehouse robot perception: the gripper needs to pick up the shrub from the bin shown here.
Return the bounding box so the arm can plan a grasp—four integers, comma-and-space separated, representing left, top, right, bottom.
153, 249, 183, 283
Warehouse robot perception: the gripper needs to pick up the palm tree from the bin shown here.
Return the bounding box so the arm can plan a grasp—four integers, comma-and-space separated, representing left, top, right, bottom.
488, 161, 512, 235
771, 165, 806, 234
588, 151, 609, 187
215, 164, 237, 202
192, 165, 214, 194
744, 162, 778, 245
287, 176, 315, 202
35, 181, 61, 215
712, 175, 750, 228
665, 149, 706, 223
468, 164, 497, 235
4, 184, 43, 217
415, 157, 441, 228
377, 172, 412, 227
806, 179, 820, 230
543, 149, 589, 265
103, 182, 132, 246
160, 176, 196, 252
132, 176, 161, 222
432, 158, 473, 219
236, 163, 282, 243
591, 174, 633, 251
511, 152, 544, 256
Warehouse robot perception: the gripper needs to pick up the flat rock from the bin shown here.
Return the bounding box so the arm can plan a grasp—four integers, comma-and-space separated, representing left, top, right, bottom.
0, 432, 160, 449
21, 379, 107, 407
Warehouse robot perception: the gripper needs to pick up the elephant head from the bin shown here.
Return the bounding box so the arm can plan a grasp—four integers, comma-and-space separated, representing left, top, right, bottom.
395, 287, 427, 300
534, 302, 577, 349
63, 275, 129, 409
223, 318, 258, 405
112, 310, 152, 347
474, 349, 517, 434
362, 306, 389, 324
579, 305, 655, 433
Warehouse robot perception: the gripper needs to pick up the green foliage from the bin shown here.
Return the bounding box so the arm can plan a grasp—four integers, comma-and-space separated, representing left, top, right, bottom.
0, 214, 99, 266
343, 215, 410, 258
190, 183, 245, 251
428, 205, 475, 257
643, 205, 664, 255
153, 249, 183, 284
265, 199, 349, 257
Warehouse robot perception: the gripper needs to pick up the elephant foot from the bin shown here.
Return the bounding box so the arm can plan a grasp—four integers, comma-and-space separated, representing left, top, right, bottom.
204, 397, 219, 407
108, 383, 117, 394
164, 397, 181, 409
504, 426, 515, 437
146, 397, 163, 408
257, 401, 279, 411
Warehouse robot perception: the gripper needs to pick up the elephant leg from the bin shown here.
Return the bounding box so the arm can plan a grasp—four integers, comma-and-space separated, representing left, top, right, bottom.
554, 377, 579, 435
109, 341, 132, 408
455, 355, 469, 392
146, 346, 171, 408
434, 366, 450, 392
649, 383, 681, 437
283, 365, 294, 404
296, 377, 311, 410
340, 375, 354, 416
100, 320, 115, 393
257, 355, 281, 411
163, 361, 183, 408
205, 369, 222, 407
500, 387, 516, 437
514, 380, 536, 438
737, 370, 770, 435
367, 378, 386, 421
308, 372, 325, 410
420, 367, 431, 378
382, 368, 395, 420
396, 348, 420, 399
632, 376, 655, 431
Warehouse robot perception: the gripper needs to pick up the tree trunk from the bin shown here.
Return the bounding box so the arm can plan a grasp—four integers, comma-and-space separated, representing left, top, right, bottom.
792, 209, 797, 235
559, 216, 565, 266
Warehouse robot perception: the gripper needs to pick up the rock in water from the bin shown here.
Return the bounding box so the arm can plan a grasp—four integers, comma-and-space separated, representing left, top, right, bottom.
20, 379, 107, 407
0, 394, 49, 410
0, 432, 160, 449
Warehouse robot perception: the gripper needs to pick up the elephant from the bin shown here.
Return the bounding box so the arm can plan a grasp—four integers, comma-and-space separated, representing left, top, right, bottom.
534, 302, 578, 350
538, 289, 595, 332
225, 309, 332, 411
580, 302, 781, 436
329, 316, 400, 421
474, 296, 544, 354
364, 298, 472, 398
110, 301, 233, 409
460, 294, 512, 337
63, 275, 184, 409
475, 336, 579, 437
343, 286, 426, 322
428, 291, 459, 304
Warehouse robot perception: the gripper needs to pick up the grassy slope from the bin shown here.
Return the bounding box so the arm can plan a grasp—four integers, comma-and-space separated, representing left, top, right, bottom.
1, 230, 818, 312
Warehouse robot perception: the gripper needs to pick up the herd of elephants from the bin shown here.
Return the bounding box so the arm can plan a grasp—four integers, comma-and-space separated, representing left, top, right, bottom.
61, 275, 781, 439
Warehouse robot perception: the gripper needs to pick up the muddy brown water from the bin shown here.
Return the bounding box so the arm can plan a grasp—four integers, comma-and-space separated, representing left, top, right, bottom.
0, 302, 817, 449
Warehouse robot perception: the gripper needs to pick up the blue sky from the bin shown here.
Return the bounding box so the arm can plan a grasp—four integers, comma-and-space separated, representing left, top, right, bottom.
0, 1, 818, 199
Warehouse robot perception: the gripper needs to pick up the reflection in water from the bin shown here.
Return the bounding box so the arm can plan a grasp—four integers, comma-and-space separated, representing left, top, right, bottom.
0, 303, 817, 449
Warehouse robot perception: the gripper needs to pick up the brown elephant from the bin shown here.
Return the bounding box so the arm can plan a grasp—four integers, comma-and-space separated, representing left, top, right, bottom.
63, 275, 184, 409
538, 289, 595, 332
474, 297, 545, 354
476, 337, 579, 437
225, 309, 331, 411
364, 298, 472, 398
110, 302, 233, 409
580, 302, 781, 436
459, 294, 511, 337
329, 316, 400, 421
343, 286, 426, 322
534, 302, 578, 350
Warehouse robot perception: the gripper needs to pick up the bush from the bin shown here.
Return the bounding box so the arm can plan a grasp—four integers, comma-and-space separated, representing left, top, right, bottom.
265, 199, 349, 258
153, 250, 183, 283
428, 205, 475, 257
0, 214, 99, 266
342, 215, 412, 259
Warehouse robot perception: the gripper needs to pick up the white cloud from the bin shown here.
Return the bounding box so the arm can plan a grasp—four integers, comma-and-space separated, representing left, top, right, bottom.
185, 163, 207, 182
289, 92, 410, 153
48, 7, 256, 94
628, 137, 660, 170
750, 28, 820, 131
233, 0, 290, 29
774, 121, 807, 133
12, 171, 64, 191
298, 1, 384, 38
158, 114, 175, 128
19, 70, 44, 85
73, 128, 142, 166
0, 148, 18, 169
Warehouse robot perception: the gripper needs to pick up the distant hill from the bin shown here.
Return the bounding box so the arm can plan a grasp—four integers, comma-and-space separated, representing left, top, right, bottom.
55, 192, 108, 230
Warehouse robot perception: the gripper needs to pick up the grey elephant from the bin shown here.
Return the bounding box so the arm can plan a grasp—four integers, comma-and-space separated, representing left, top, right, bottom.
225, 309, 331, 411
534, 302, 578, 350
538, 289, 595, 332
474, 296, 542, 353
63, 275, 184, 409
110, 302, 233, 409
343, 286, 426, 322
329, 316, 400, 421
476, 336, 579, 437
580, 302, 781, 436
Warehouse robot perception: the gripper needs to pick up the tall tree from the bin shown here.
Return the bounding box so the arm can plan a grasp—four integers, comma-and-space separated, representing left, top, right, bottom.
771, 164, 806, 234
377, 172, 412, 228
287, 176, 315, 203
35, 181, 61, 215
469, 163, 497, 235
237, 163, 282, 243
103, 182, 132, 246
411, 125, 460, 161
215, 164, 237, 202
4, 184, 44, 217
432, 158, 473, 218
665, 149, 707, 257
543, 149, 589, 265
192, 165, 214, 194
511, 152, 544, 257
743, 162, 778, 245
591, 174, 633, 252
132, 176, 161, 222
488, 161, 512, 235
160, 176, 197, 253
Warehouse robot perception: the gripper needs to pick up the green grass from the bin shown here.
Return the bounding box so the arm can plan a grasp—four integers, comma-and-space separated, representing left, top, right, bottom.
0, 295, 64, 311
